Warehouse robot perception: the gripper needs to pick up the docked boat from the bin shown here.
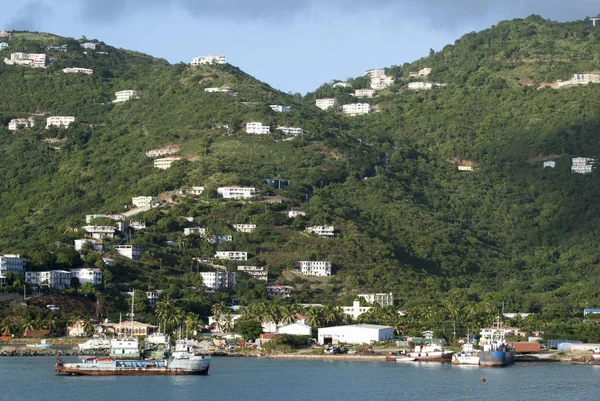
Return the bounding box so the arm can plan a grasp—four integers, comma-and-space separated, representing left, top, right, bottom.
78, 339, 111, 351
26, 339, 51, 349
571, 347, 600, 365
143, 333, 170, 359
406, 343, 453, 362
479, 319, 515, 367
452, 343, 480, 365
395, 355, 417, 362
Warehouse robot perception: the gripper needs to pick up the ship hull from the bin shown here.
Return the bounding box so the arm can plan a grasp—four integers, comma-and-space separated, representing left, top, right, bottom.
571, 358, 600, 365
479, 350, 515, 367
56, 366, 210, 376
56, 356, 211, 376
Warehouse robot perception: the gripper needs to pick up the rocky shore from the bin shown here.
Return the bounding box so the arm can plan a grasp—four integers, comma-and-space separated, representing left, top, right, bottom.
0, 348, 109, 357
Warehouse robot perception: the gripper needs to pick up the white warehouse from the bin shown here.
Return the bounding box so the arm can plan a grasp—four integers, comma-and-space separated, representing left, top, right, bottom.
317, 324, 394, 345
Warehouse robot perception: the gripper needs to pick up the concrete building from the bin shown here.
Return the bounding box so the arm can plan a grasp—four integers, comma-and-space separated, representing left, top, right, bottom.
278, 322, 312, 336
365, 68, 385, 78
154, 156, 185, 169
4, 53, 47, 68
557, 73, 600, 87
102, 257, 115, 267
191, 55, 226, 65
184, 227, 207, 236
298, 261, 332, 276
358, 293, 394, 307
543, 161, 556, 168
103, 321, 158, 336
316, 98, 337, 110
74, 239, 102, 252
113, 245, 143, 260
114, 90, 138, 103
200, 271, 238, 290
46, 116, 75, 129
83, 225, 116, 240
270, 105, 292, 113
572, 157, 595, 174
80, 42, 97, 50
591, 18, 600, 27
25, 270, 72, 290
276, 127, 304, 135
354, 89, 376, 98
0, 42, 9, 50
342, 103, 373, 116
207, 235, 233, 244
342, 300, 372, 320
217, 186, 256, 199
63, 67, 93, 75
419, 68, 432, 76
8, 117, 34, 131
233, 224, 256, 233
288, 209, 306, 218
266, 285, 293, 297
332, 82, 351, 88
246, 122, 271, 135
129, 221, 146, 231
132, 196, 158, 208
145, 146, 180, 157
237, 266, 268, 281
317, 324, 394, 345
214, 251, 248, 261
408, 82, 433, 91
0, 254, 25, 275
306, 226, 335, 238
204, 87, 234, 94
370, 75, 394, 90
71, 268, 103, 286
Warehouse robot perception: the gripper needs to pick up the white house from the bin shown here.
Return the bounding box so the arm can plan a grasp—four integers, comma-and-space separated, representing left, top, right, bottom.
25, 270, 72, 290
114, 90, 138, 103
316, 98, 336, 110
572, 157, 595, 174
306, 226, 335, 238
46, 116, 75, 129
71, 268, 103, 286
266, 285, 293, 297
83, 225, 116, 240
207, 235, 233, 244
408, 82, 445, 91
557, 73, 600, 87
298, 261, 332, 276
154, 156, 185, 169
145, 146, 180, 157
237, 266, 268, 281
200, 272, 238, 289
129, 221, 146, 230
342, 103, 372, 116
217, 186, 256, 199
85, 214, 109, 223
4, 52, 47, 68
288, 209, 306, 218
102, 257, 115, 267
185, 186, 205, 195
74, 239, 102, 252
354, 89, 376, 98
0, 42, 9, 50
419, 68, 432, 76
214, 251, 248, 261
113, 245, 143, 260
342, 300, 372, 320
0, 254, 25, 275
269, 105, 292, 113
80, 42, 96, 50
332, 82, 351, 88
543, 161, 556, 168
184, 227, 207, 236
233, 224, 256, 233
358, 293, 394, 307
204, 87, 234, 94
63, 67, 93, 75
278, 322, 312, 336
317, 324, 394, 345
8, 117, 34, 131
370, 75, 394, 90
132, 196, 158, 208
246, 122, 270, 135
190, 55, 226, 65
365, 68, 385, 78
276, 127, 303, 135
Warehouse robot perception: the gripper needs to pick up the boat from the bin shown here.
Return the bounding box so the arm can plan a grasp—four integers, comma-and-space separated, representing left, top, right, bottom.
143, 332, 170, 359
26, 339, 51, 349
406, 343, 453, 362
452, 343, 480, 365
78, 339, 111, 351
479, 318, 515, 367
571, 347, 600, 365
395, 355, 417, 362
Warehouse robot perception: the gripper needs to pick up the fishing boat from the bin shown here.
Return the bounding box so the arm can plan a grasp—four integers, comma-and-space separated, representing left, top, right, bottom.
571, 347, 600, 365
452, 343, 480, 365
26, 339, 51, 349
406, 343, 453, 362
479, 318, 515, 367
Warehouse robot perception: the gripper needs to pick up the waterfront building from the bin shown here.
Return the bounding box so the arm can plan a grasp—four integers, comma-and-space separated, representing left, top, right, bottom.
317, 324, 394, 345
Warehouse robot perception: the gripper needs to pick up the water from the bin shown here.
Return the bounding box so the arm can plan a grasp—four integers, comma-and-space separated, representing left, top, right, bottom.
1, 357, 599, 401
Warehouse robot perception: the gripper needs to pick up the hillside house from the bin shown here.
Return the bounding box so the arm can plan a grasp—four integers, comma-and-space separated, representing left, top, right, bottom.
269, 105, 291, 113
129, 221, 146, 231
190, 55, 226, 65
370, 75, 394, 90
204, 87, 234, 94
358, 293, 394, 307
207, 235, 233, 244
214, 251, 248, 261
365, 68, 385, 78
354, 89, 376, 98
71, 268, 103, 286
184, 186, 205, 195
342, 103, 373, 116
46, 116, 75, 129
237, 266, 268, 281
233, 224, 256, 233
114, 90, 138, 102
83, 225, 116, 240
200, 272, 238, 290
408, 82, 432, 90
8, 117, 34, 131
63, 67, 93, 75
0, 254, 25, 275
288, 209, 306, 218
47, 45, 68, 52
572, 157, 595, 174
184, 228, 206, 237
85, 214, 125, 223
4, 53, 47, 68
102, 257, 115, 267
266, 285, 293, 297
25, 270, 72, 290
419, 68, 432, 76
217, 186, 256, 199
557, 73, 600, 87
145, 145, 180, 157
332, 82, 351, 88
276, 126, 303, 135
154, 156, 185, 169
262, 178, 290, 189
80, 42, 96, 50
246, 122, 270, 135
306, 225, 335, 238
591, 18, 600, 26
298, 261, 332, 276
316, 98, 336, 110
543, 161, 556, 168
0, 42, 9, 50
113, 245, 143, 260
74, 238, 102, 252
132, 196, 158, 208
0, 30, 11, 38
342, 300, 372, 320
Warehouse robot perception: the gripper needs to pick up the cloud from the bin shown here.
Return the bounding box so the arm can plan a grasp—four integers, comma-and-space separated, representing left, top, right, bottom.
8, 1, 53, 31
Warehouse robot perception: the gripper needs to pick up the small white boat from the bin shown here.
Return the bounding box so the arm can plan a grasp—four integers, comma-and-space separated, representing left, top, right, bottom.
78, 339, 111, 351
26, 339, 51, 349
395, 355, 417, 362
452, 343, 480, 365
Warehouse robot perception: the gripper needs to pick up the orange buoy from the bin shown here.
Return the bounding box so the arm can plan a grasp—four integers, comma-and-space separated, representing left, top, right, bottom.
480, 378, 487, 382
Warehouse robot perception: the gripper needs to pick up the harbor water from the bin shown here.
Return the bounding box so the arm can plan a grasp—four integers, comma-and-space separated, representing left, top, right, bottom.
2, 357, 600, 401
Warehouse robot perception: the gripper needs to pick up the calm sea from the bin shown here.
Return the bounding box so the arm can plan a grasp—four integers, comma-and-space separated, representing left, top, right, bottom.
1, 357, 599, 401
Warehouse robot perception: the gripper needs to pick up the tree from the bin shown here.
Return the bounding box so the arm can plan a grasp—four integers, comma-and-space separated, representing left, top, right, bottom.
234, 318, 263, 340
80, 282, 96, 297
0, 317, 16, 335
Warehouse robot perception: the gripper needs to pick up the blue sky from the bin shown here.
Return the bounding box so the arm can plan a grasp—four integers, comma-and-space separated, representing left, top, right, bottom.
1, 1, 598, 93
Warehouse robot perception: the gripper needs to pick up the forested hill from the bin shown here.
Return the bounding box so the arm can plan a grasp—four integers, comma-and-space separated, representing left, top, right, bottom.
2, 16, 600, 328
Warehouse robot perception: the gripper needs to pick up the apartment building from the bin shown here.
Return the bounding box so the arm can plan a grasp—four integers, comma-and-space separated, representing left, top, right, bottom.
266, 285, 293, 297
25, 270, 72, 290
276, 127, 303, 135
306, 225, 335, 238
269, 105, 292, 113
132, 196, 158, 208
572, 157, 595, 174
298, 261, 332, 276
190, 55, 226, 65
0, 254, 25, 275
316, 98, 337, 110
63, 67, 93, 75
358, 293, 394, 307
214, 251, 248, 261
354, 89, 376, 98
114, 90, 138, 103
154, 156, 185, 169
217, 186, 256, 199
246, 122, 271, 135
237, 266, 268, 281
200, 272, 238, 289
4, 52, 47, 68
365, 68, 385, 78
113, 245, 143, 260
46, 116, 75, 129
71, 268, 103, 286
370, 75, 394, 90
233, 224, 256, 233
83, 225, 116, 240
8, 117, 34, 131
342, 103, 373, 116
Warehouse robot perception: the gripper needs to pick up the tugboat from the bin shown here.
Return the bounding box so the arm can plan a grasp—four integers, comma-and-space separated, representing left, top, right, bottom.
452, 342, 480, 365
479, 318, 515, 367
571, 347, 600, 365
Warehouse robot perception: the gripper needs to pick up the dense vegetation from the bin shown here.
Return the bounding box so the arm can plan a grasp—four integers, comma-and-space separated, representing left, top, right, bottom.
2, 16, 600, 341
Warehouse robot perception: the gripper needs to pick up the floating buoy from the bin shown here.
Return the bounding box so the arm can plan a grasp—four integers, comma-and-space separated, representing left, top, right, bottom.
480, 378, 487, 383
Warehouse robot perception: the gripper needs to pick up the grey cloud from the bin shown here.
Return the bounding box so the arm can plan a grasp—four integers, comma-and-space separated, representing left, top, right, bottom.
9, 1, 53, 31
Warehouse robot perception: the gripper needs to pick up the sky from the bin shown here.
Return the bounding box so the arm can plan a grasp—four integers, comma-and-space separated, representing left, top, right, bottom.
1, 1, 599, 93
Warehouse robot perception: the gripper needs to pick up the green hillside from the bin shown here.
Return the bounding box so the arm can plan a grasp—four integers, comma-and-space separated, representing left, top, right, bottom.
2, 17, 600, 340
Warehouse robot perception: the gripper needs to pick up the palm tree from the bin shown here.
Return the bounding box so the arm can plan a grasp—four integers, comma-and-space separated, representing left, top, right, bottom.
82, 316, 94, 336
43, 315, 57, 333
184, 313, 199, 337
21, 314, 37, 332
222, 311, 234, 333
280, 306, 297, 325
322, 306, 337, 326
211, 303, 226, 320
305, 307, 321, 328
0, 317, 15, 335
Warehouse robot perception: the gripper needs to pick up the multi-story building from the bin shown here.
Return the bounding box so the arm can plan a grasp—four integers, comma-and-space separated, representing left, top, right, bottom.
204, 87, 234, 94
572, 157, 595, 174
233, 224, 256, 233
132, 196, 158, 208
114, 90, 138, 103
354, 89, 376, 98
365, 68, 385, 78
4, 53, 47, 68
184, 227, 207, 236
214, 251, 248, 261
316, 98, 337, 110
0, 254, 25, 275
63, 67, 93, 75
217, 186, 256, 199
200, 271, 238, 289
298, 261, 332, 276
357, 293, 394, 307
332, 82, 351, 88
306, 225, 335, 238
124, 290, 162, 307
342, 300, 372, 319
113, 245, 143, 260
83, 225, 116, 240
71, 268, 103, 286
190, 55, 226, 65
129, 221, 146, 231
276, 127, 303, 135
342, 103, 373, 116
145, 146, 180, 157
407, 82, 445, 91
74, 239, 102, 252
0, 42, 9, 50
25, 270, 72, 290
246, 122, 271, 135
419, 68, 432, 76
154, 156, 185, 169
370, 75, 394, 90
46, 116, 75, 129
8, 117, 34, 131
269, 105, 291, 113
266, 285, 293, 297
80, 42, 97, 50
237, 266, 268, 281
0, 30, 11, 38
208, 235, 233, 244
